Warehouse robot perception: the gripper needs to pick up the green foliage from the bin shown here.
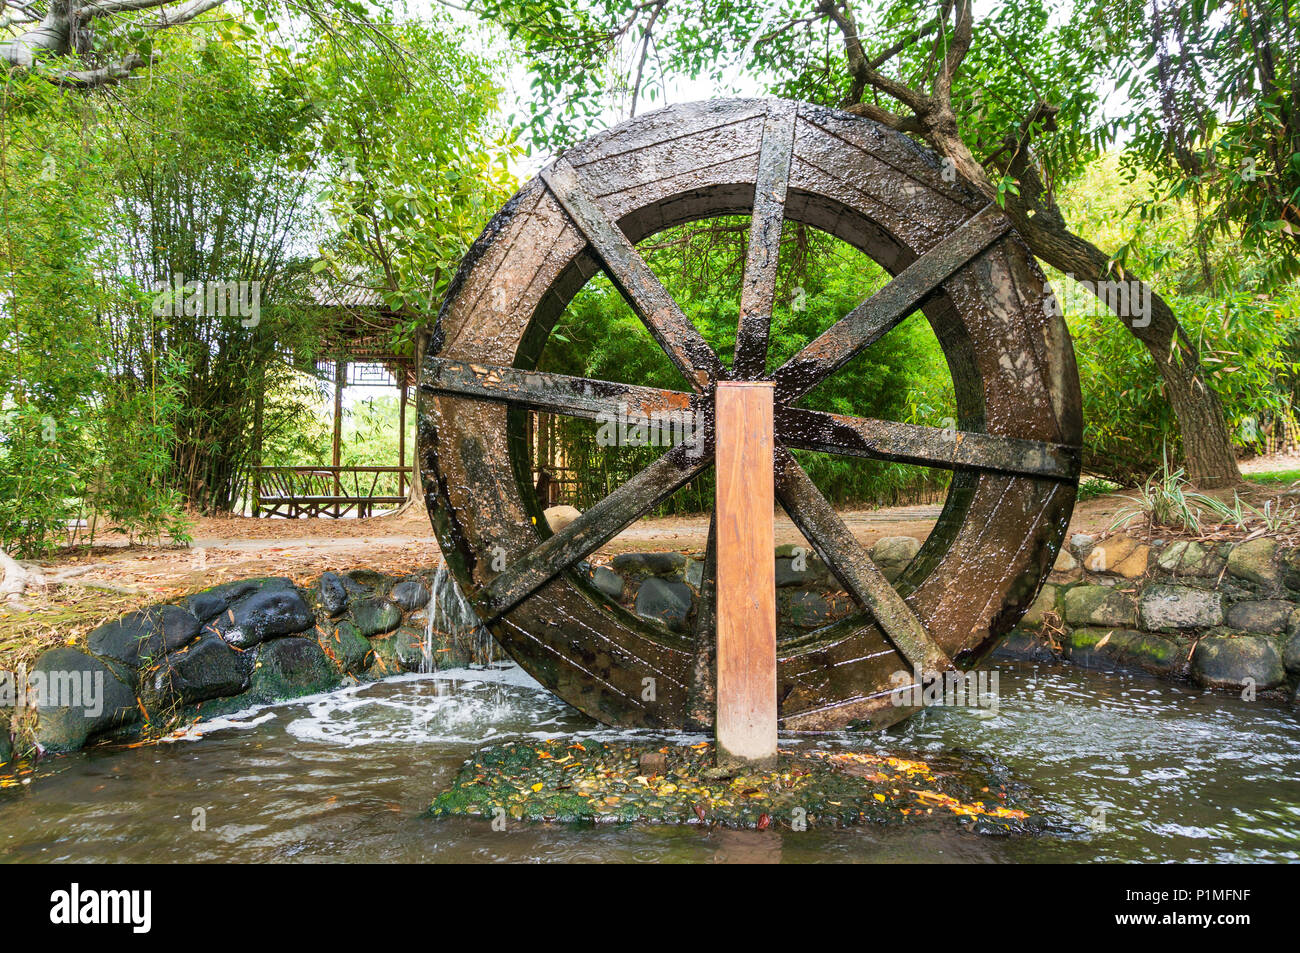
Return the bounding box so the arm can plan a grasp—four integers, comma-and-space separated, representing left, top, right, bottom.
305, 16, 522, 333
1090, 0, 1300, 286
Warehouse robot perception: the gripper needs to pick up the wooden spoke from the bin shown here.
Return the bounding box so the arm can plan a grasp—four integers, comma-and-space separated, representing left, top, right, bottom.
733, 102, 797, 379
479, 442, 712, 621
776, 405, 1080, 481
770, 204, 1011, 402
542, 159, 727, 393
773, 446, 952, 674
422, 356, 703, 424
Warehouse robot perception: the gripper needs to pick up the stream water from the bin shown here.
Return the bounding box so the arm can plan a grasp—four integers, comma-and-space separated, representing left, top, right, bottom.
1, 660, 1297, 863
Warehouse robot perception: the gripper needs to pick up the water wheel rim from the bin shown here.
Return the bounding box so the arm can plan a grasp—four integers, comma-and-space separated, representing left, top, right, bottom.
419, 98, 1082, 731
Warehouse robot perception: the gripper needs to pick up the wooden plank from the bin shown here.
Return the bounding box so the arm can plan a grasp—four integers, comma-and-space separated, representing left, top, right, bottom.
714, 382, 777, 768
771, 204, 1010, 401
733, 102, 797, 378
541, 158, 727, 393
776, 405, 1080, 480
421, 357, 701, 424
773, 446, 952, 674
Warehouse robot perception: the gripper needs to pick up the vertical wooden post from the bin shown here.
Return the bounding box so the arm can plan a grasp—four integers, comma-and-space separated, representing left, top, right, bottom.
398, 374, 408, 499
332, 359, 344, 517
714, 381, 777, 769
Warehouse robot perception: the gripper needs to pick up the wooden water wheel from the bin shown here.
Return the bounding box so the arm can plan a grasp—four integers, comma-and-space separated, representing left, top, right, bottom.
419, 99, 1081, 731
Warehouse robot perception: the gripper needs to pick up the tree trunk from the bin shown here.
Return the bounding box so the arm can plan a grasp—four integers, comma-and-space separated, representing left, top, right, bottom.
999, 159, 1241, 488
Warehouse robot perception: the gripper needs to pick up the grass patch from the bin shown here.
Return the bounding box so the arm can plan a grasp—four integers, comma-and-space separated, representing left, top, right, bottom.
1245, 469, 1300, 485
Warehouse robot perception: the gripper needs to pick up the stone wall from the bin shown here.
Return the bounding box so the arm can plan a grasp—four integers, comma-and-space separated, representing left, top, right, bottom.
1003, 534, 1300, 704
1, 569, 485, 762
9, 530, 1296, 764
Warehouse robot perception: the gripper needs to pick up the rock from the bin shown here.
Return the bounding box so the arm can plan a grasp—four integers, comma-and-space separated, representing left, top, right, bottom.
642, 552, 688, 577
684, 558, 704, 589
1021, 584, 1059, 627
390, 578, 431, 612
317, 572, 349, 615
1282, 616, 1300, 673
368, 626, 427, 673
211, 585, 314, 648
1192, 635, 1285, 691
318, 620, 373, 674
345, 569, 391, 589
1053, 548, 1078, 572
1069, 533, 1095, 559
1156, 540, 1223, 576
633, 577, 693, 632
184, 578, 281, 623
87, 604, 201, 668
993, 629, 1057, 661
870, 536, 921, 581
588, 566, 624, 600
156, 633, 254, 704
544, 504, 581, 533
1282, 547, 1300, 590
1082, 536, 1145, 575
610, 553, 648, 574
787, 591, 832, 629
1226, 538, 1281, 588
1065, 628, 1186, 676
250, 638, 341, 701
352, 597, 403, 637
1139, 585, 1224, 630
1225, 599, 1293, 635
776, 550, 829, 587
31, 648, 139, 752
1063, 585, 1137, 627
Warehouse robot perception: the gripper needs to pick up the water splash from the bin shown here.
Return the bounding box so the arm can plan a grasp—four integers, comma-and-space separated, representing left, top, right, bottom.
421, 561, 497, 672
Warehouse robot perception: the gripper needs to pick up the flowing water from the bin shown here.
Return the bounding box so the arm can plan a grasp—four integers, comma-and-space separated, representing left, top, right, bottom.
1, 660, 1297, 863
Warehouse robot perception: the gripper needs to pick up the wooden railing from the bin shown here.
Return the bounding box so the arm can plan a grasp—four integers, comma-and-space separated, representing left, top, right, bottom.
250, 465, 410, 519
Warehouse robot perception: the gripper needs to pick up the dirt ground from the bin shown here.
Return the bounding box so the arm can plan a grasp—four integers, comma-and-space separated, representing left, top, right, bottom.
3, 456, 1297, 668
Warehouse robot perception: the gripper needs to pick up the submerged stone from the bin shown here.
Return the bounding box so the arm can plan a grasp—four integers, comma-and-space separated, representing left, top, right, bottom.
1065, 628, 1185, 676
